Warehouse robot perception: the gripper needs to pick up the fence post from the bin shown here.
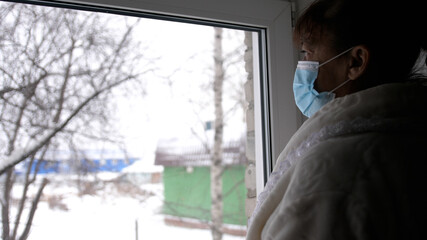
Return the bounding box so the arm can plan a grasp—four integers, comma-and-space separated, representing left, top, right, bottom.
135, 218, 139, 240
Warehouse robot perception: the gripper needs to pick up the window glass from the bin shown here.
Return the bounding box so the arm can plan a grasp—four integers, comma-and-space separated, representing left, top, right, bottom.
0, 1, 261, 239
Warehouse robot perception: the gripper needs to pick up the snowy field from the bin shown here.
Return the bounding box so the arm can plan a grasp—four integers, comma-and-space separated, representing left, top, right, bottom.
13, 174, 246, 240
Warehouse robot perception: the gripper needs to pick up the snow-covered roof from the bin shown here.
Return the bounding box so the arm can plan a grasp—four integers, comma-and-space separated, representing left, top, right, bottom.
154, 137, 247, 167
122, 159, 163, 173
34, 149, 138, 161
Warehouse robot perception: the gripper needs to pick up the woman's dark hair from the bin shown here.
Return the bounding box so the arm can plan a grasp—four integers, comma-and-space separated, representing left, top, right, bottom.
294, 0, 427, 85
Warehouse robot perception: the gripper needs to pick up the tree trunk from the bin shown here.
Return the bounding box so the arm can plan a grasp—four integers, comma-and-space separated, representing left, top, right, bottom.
211, 27, 224, 240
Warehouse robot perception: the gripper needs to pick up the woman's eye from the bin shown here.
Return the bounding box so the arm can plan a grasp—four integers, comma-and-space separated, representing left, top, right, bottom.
300, 50, 309, 60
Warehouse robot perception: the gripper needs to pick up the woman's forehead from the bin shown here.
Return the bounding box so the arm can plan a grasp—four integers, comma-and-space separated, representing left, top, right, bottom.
300, 30, 334, 50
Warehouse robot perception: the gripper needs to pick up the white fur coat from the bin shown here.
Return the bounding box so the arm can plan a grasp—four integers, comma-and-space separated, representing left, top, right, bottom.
246, 81, 427, 240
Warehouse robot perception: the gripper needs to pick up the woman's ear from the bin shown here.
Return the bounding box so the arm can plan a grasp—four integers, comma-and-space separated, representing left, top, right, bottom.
347, 45, 370, 80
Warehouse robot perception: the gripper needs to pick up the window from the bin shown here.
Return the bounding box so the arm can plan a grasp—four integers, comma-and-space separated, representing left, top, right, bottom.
1, 0, 297, 239
0, 1, 287, 240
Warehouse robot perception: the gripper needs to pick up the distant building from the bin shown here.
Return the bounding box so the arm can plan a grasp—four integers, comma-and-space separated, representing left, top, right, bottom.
15, 149, 138, 175
121, 157, 163, 185
154, 135, 248, 235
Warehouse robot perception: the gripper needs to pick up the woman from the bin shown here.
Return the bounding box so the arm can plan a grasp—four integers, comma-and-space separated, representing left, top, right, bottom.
246, 0, 427, 239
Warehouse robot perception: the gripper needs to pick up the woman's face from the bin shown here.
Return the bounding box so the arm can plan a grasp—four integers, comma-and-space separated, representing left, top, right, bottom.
300, 31, 351, 97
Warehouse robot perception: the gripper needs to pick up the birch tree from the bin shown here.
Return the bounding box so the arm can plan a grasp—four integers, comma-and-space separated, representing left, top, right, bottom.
210, 26, 248, 240
211, 27, 225, 240
0, 2, 150, 239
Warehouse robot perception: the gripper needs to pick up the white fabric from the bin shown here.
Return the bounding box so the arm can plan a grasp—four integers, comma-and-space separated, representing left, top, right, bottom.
246, 81, 427, 240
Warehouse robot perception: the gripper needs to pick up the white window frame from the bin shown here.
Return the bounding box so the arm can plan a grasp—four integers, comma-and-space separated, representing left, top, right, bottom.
28, 0, 302, 192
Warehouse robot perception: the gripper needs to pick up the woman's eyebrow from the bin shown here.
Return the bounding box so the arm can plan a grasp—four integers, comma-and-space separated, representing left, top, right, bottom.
301, 42, 315, 52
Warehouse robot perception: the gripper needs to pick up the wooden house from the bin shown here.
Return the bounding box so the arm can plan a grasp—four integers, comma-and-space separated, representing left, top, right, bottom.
154, 136, 248, 233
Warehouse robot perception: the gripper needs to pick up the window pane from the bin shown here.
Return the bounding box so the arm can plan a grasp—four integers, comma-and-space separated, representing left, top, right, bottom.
0, 1, 260, 239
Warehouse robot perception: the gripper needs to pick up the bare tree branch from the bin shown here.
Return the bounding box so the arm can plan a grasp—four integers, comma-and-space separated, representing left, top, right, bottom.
18, 178, 49, 240
11, 145, 48, 240
1, 169, 13, 240
0, 73, 139, 175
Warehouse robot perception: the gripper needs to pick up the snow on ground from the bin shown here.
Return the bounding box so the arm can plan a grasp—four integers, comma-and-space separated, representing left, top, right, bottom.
21, 176, 246, 240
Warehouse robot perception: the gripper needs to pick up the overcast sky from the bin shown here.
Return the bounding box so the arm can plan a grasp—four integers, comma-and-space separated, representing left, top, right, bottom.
108, 18, 248, 162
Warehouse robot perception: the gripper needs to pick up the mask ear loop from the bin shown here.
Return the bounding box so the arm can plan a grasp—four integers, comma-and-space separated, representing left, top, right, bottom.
328, 78, 352, 95
319, 47, 354, 95
318, 47, 354, 68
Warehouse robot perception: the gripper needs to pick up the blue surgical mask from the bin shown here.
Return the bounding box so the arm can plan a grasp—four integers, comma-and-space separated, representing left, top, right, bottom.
293, 48, 353, 117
